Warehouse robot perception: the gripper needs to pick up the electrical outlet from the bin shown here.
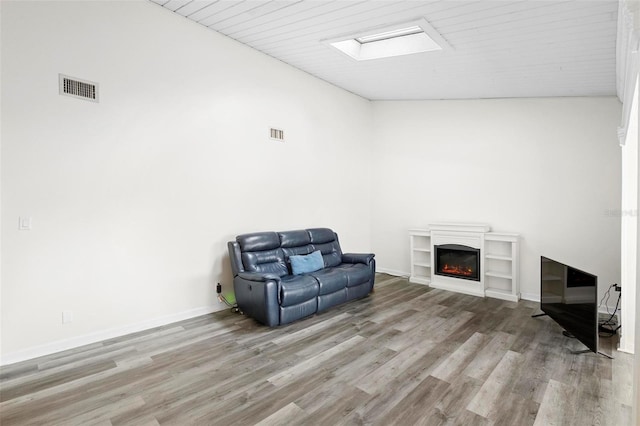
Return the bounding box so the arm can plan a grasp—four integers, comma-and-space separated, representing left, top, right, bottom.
62, 310, 74, 324
614, 284, 621, 292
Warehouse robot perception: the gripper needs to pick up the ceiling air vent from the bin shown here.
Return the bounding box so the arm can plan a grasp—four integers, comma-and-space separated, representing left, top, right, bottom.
59, 74, 98, 102
270, 127, 284, 142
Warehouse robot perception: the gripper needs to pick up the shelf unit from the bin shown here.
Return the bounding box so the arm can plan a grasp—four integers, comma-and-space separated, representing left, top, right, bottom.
408, 226, 520, 302
409, 229, 431, 285
484, 233, 520, 302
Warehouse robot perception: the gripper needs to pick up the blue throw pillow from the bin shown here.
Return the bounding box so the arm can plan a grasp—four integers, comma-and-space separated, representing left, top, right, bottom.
290, 250, 324, 275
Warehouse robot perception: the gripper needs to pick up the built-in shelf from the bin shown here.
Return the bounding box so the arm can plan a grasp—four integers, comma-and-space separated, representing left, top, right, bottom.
485, 254, 511, 261
485, 288, 514, 299
484, 232, 519, 302
413, 248, 431, 253
483, 232, 519, 302
409, 225, 520, 302
409, 229, 431, 285
486, 270, 513, 279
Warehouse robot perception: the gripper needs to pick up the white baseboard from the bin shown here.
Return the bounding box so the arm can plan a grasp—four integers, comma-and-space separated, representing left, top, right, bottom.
598, 307, 620, 322
617, 342, 634, 354
0, 304, 222, 366
521, 292, 540, 302
377, 267, 410, 277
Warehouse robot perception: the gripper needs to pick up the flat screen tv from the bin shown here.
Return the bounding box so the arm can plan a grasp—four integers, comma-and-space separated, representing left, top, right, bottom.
540, 256, 598, 353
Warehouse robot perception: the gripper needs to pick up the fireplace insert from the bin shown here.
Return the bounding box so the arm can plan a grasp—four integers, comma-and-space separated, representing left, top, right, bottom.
435, 244, 480, 281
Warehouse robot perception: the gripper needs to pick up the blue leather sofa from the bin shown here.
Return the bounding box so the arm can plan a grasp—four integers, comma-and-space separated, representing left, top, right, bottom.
228, 228, 375, 326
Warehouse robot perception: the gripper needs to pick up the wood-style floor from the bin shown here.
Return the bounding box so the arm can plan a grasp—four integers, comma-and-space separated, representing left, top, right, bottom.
0, 274, 633, 425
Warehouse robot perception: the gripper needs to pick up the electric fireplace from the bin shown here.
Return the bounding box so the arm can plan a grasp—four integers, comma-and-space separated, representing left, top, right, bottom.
435, 244, 481, 281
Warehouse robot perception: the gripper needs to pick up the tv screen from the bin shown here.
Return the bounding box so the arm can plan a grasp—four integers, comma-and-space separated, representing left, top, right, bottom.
540, 256, 598, 353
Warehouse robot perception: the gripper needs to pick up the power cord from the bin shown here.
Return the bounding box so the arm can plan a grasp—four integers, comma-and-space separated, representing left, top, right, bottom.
598, 284, 621, 338
217, 283, 242, 314
598, 283, 615, 315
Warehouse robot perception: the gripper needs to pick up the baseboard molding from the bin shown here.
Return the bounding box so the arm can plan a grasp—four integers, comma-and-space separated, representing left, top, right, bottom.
3, 290, 621, 366
617, 343, 634, 354
377, 267, 410, 277
1, 304, 222, 366
520, 292, 540, 302
598, 307, 620, 323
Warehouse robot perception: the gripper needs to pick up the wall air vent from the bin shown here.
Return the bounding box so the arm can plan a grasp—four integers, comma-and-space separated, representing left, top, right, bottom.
59, 74, 99, 103
270, 127, 284, 141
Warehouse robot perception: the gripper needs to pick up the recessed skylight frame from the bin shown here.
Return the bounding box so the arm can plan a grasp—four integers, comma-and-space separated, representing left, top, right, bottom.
355, 26, 424, 44
324, 18, 451, 61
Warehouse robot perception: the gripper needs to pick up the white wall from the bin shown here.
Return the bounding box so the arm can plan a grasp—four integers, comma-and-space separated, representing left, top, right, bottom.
0, 1, 372, 363
370, 98, 622, 306
0, 0, 625, 365
634, 74, 640, 426
620, 84, 638, 354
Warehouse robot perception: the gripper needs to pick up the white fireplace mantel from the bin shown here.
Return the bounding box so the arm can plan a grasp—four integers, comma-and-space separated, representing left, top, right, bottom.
409, 223, 520, 302
428, 223, 491, 233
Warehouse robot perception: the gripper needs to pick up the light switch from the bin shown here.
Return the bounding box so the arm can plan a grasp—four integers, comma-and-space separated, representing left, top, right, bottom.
18, 216, 32, 230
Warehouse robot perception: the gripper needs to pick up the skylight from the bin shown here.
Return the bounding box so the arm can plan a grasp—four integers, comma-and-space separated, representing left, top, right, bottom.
355, 26, 423, 44
326, 19, 451, 61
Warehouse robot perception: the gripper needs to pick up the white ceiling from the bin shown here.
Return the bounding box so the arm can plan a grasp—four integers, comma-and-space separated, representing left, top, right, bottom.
148, 0, 619, 100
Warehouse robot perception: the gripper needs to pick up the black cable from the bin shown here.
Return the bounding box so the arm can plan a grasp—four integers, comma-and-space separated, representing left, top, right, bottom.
598, 283, 615, 315
600, 292, 621, 327
599, 290, 621, 337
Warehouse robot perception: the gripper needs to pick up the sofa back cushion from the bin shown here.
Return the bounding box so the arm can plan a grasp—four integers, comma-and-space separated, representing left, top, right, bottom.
279, 230, 311, 248
237, 232, 288, 276
234, 228, 343, 276
237, 232, 280, 252
309, 228, 342, 268
279, 230, 314, 270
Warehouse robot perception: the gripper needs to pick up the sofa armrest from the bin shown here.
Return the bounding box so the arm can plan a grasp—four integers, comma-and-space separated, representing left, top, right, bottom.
233, 274, 281, 326
237, 272, 281, 282
342, 253, 375, 265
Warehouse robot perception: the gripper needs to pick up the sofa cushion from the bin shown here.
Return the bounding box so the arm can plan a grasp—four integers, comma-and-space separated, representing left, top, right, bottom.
279, 230, 311, 247
290, 250, 324, 275
318, 289, 347, 312
308, 228, 342, 267
280, 298, 317, 325
346, 280, 372, 301
279, 275, 319, 307
279, 230, 314, 272
308, 228, 336, 244
334, 263, 371, 287
310, 268, 348, 295
313, 241, 342, 268
241, 248, 288, 277
282, 245, 314, 265
237, 232, 280, 251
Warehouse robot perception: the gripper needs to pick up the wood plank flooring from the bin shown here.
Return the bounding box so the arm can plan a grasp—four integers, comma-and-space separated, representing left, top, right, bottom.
0, 274, 633, 425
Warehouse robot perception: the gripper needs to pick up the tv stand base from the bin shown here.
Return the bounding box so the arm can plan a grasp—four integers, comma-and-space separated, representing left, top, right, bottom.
568, 348, 614, 359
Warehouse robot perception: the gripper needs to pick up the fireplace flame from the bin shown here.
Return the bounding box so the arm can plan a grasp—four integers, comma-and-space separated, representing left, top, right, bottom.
442, 264, 474, 276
